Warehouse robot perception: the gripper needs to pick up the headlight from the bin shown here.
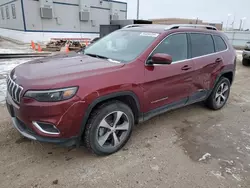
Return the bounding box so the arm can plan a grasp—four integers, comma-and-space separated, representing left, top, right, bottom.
24, 87, 78, 102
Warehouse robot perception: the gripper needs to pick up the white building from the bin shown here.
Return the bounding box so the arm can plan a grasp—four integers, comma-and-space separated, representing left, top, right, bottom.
0, 0, 127, 43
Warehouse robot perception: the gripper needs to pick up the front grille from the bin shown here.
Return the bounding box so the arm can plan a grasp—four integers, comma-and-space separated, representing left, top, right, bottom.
6, 75, 23, 103
244, 48, 250, 51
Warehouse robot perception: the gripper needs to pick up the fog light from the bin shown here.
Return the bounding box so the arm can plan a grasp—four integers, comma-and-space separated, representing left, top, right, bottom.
32, 121, 60, 135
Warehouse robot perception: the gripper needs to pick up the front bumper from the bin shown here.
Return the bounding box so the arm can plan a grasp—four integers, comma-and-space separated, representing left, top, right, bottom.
11, 117, 78, 146
243, 50, 250, 60
6, 92, 87, 146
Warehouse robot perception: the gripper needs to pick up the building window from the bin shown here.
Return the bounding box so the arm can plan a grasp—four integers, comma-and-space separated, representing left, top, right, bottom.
6, 6, 10, 19
1, 7, 4, 20
11, 4, 16, 19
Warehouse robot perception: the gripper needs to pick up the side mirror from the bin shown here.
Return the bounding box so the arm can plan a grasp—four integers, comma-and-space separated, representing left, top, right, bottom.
148, 53, 172, 65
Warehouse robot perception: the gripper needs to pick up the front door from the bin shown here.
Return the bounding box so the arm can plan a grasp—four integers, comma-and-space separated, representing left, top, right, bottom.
143, 33, 195, 113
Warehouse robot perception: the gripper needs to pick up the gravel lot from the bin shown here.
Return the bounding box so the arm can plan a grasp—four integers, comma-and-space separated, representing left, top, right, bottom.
0, 41, 249, 187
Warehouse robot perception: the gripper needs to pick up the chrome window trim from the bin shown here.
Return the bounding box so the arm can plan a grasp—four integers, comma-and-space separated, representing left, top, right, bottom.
145, 32, 229, 66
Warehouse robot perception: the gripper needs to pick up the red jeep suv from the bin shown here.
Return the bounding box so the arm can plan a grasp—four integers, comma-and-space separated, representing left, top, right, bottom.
6, 24, 236, 155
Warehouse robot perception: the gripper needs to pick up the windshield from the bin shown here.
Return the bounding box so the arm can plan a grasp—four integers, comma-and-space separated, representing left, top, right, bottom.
84, 30, 159, 63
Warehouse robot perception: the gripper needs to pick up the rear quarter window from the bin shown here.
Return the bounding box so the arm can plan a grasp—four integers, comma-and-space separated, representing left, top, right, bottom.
213, 35, 227, 52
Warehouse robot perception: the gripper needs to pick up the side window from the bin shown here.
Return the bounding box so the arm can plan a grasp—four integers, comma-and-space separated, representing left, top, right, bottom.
11, 4, 16, 19
190, 33, 215, 58
213, 35, 227, 52
152, 33, 188, 62
1, 7, 4, 20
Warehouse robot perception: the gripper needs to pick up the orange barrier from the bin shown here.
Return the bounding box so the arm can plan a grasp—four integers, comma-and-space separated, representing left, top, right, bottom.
31, 41, 35, 50
65, 44, 70, 53
37, 44, 42, 52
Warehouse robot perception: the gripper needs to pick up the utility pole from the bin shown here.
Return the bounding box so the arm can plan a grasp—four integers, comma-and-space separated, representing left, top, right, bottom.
137, 0, 140, 20
239, 17, 246, 31
226, 14, 232, 30
231, 14, 236, 30
239, 19, 243, 31
196, 17, 198, 24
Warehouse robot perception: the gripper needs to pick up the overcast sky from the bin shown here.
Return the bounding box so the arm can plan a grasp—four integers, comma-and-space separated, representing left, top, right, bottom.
121, 0, 249, 29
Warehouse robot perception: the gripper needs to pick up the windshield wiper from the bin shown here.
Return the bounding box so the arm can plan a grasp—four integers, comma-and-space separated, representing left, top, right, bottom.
85, 53, 108, 60
107, 59, 121, 64
85, 53, 121, 63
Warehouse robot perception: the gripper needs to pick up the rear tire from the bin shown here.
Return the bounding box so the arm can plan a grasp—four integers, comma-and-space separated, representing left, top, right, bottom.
242, 58, 249, 66
205, 77, 231, 110
83, 101, 134, 156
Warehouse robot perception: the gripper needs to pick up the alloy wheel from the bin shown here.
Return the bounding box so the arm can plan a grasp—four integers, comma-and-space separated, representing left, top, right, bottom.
97, 111, 130, 148
215, 82, 229, 107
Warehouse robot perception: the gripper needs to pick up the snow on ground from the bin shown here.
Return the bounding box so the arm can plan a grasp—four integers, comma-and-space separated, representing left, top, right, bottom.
0, 39, 32, 54
0, 58, 33, 104
0, 39, 34, 104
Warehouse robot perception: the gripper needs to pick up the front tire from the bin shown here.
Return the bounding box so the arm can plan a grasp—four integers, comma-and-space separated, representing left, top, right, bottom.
205, 77, 231, 110
83, 101, 134, 155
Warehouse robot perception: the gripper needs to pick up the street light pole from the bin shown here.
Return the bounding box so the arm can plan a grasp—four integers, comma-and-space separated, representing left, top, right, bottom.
226, 14, 231, 30
240, 17, 247, 31
137, 0, 140, 20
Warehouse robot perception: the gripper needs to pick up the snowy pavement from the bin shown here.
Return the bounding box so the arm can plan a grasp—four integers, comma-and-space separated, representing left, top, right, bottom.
0, 58, 34, 104
0, 39, 32, 54
0, 39, 34, 104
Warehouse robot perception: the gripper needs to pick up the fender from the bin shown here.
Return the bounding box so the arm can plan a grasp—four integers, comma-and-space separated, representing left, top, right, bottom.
207, 70, 234, 98
214, 70, 234, 87
77, 91, 141, 144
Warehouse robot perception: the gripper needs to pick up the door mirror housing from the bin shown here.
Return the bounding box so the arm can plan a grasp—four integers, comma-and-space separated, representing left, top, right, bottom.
148, 53, 172, 65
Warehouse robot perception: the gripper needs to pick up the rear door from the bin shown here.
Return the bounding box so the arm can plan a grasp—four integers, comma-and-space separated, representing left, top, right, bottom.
189, 33, 222, 102
143, 33, 195, 112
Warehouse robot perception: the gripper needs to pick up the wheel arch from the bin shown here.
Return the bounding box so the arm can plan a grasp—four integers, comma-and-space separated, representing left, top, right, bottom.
221, 71, 234, 84
213, 70, 234, 88
79, 91, 141, 139
217, 71, 234, 85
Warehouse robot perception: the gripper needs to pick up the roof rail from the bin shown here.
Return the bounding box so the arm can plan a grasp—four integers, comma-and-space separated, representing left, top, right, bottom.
165, 24, 217, 31
122, 24, 144, 29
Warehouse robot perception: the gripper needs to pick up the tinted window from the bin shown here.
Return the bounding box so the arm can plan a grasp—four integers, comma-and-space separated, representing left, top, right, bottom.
214, 35, 227, 52
152, 33, 188, 62
190, 33, 215, 58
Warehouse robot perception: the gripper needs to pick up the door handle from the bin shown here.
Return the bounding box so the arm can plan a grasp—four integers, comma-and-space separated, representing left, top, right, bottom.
181, 65, 192, 71
215, 58, 222, 63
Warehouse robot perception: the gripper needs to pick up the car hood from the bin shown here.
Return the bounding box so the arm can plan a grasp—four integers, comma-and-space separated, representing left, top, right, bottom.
13, 53, 124, 87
